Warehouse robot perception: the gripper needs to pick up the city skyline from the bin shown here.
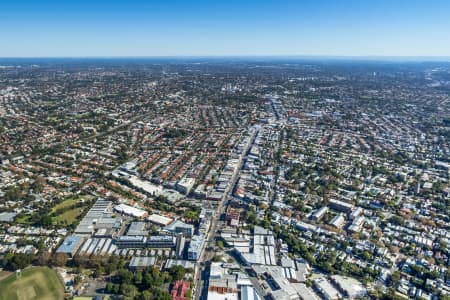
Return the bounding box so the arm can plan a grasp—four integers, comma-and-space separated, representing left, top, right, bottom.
1, 0, 450, 57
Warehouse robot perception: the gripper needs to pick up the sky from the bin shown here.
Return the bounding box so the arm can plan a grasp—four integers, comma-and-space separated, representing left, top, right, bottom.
1, 0, 450, 57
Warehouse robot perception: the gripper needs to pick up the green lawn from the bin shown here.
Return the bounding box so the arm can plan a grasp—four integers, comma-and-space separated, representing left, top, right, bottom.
51, 199, 77, 213
15, 214, 31, 225
0, 267, 65, 300
51, 195, 93, 214
53, 207, 85, 225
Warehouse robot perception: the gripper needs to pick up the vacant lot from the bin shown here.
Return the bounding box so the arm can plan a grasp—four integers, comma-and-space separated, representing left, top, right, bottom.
0, 267, 64, 300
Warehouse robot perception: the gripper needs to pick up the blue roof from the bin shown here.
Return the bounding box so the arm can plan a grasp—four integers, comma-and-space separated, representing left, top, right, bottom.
56, 235, 82, 253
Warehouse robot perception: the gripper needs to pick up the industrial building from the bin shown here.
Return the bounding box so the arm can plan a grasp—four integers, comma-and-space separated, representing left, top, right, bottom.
74, 199, 120, 236
56, 235, 85, 257
234, 226, 277, 266
165, 259, 195, 270
313, 278, 342, 300
330, 275, 366, 299
115, 203, 148, 218
127, 222, 149, 236
148, 213, 173, 227
241, 286, 261, 300
129, 256, 156, 271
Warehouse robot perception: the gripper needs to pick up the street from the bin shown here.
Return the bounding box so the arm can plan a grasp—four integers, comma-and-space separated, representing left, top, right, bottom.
193, 127, 258, 300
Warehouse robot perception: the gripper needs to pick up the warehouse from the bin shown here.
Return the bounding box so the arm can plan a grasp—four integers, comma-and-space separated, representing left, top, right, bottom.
56, 235, 84, 257
129, 256, 156, 271
115, 203, 148, 218
148, 213, 173, 226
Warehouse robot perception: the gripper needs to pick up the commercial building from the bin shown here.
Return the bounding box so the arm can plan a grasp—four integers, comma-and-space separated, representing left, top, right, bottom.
175, 177, 196, 195
116, 236, 147, 249
165, 220, 194, 237
175, 235, 186, 258
147, 235, 177, 248
187, 234, 204, 260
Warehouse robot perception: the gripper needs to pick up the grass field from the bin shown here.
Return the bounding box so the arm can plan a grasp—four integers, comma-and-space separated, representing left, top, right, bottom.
0, 267, 64, 300
15, 214, 31, 225
53, 207, 85, 225
51, 199, 78, 213
51, 195, 94, 214
0, 271, 12, 281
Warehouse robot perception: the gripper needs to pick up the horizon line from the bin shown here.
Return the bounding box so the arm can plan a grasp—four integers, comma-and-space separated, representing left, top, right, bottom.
1, 55, 450, 63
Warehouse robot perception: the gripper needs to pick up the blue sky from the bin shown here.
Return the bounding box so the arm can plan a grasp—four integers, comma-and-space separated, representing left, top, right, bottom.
1, 0, 449, 57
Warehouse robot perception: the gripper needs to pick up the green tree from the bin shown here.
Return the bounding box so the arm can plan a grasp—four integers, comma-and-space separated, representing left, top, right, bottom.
169, 265, 186, 281
52, 252, 68, 267
134, 270, 143, 285
2, 253, 35, 271
140, 290, 152, 300
120, 284, 138, 298
119, 269, 134, 285
390, 271, 401, 286
155, 290, 171, 300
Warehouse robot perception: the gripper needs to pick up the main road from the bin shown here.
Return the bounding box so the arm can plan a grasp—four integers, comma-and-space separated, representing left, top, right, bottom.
193, 127, 258, 300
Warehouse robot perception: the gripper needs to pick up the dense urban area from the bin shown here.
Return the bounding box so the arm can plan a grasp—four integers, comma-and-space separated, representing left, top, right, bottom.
0, 58, 449, 300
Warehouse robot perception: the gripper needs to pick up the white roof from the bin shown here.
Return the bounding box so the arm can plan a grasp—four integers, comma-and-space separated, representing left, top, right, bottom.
148, 213, 173, 226
207, 291, 238, 300
115, 204, 147, 218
